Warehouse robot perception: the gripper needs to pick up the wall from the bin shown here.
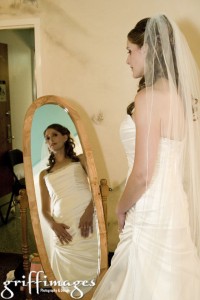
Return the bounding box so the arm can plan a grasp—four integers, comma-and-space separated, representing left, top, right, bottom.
0, 0, 200, 189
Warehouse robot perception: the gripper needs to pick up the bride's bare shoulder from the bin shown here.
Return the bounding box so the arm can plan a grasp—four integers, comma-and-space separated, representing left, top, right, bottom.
134, 85, 170, 122
39, 168, 48, 179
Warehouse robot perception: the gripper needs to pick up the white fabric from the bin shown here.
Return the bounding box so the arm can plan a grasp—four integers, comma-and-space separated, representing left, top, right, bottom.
44, 162, 100, 295
92, 115, 200, 300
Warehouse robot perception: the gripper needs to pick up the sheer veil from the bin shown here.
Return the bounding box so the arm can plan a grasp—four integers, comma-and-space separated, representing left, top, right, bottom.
143, 15, 200, 256
130, 14, 200, 299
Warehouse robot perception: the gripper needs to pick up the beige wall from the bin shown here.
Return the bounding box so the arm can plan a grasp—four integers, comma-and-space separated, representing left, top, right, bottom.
0, 0, 200, 188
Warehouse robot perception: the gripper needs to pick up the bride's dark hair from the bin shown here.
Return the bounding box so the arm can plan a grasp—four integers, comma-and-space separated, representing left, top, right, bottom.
126, 17, 149, 115
44, 123, 79, 172
126, 15, 178, 115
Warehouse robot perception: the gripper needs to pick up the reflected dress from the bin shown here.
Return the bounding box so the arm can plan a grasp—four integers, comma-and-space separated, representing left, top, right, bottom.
44, 162, 99, 294
92, 115, 200, 300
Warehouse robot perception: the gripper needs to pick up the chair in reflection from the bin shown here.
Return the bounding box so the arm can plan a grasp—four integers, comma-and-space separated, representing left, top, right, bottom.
4, 149, 26, 224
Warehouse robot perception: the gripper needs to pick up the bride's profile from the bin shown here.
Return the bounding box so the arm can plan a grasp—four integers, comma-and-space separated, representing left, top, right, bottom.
92, 14, 200, 300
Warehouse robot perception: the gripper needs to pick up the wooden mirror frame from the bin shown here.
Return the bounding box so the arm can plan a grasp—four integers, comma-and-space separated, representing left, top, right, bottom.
23, 95, 108, 299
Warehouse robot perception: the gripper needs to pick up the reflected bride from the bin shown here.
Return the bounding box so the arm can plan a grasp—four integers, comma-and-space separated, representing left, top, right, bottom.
39, 123, 99, 296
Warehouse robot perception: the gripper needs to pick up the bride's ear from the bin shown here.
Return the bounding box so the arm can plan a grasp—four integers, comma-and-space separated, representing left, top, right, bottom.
141, 43, 148, 56
64, 134, 68, 142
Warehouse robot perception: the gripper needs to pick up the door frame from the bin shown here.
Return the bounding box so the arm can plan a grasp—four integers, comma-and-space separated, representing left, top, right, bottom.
0, 18, 42, 97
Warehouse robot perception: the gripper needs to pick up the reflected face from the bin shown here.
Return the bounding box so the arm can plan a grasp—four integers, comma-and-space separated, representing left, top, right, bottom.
44, 128, 68, 153
126, 40, 145, 78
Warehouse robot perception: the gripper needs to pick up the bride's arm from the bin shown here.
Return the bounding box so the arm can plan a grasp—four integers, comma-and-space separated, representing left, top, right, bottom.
116, 90, 161, 228
78, 153, 94, 237
39, 170, 72, 244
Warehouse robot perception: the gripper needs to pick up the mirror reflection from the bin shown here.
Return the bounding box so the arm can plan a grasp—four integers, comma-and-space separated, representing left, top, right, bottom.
31, 104, 100, 298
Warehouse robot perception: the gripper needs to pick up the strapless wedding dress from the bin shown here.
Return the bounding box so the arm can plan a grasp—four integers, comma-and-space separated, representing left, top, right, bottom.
44, 162, 99, 296
92, 115, 200, 300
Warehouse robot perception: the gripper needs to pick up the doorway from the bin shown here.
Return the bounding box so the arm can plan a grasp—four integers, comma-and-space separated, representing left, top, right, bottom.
0, 43, 12, 197
0, 19, 41, 225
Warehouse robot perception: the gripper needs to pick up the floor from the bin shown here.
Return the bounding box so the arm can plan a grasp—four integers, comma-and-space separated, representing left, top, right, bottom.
0, 202, 59, 300
0, 253, 60, 300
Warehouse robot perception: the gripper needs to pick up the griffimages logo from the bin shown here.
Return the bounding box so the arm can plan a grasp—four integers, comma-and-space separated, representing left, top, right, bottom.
1, 271, 96, 299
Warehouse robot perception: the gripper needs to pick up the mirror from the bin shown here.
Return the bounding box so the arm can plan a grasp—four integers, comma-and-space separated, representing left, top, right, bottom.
23, 95, 108, 300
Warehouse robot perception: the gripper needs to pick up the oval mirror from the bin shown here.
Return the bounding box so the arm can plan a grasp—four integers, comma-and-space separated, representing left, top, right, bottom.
23, 95, 108, 299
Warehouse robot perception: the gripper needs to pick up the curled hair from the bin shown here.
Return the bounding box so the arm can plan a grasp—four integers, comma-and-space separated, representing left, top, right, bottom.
44, 123, 79, 172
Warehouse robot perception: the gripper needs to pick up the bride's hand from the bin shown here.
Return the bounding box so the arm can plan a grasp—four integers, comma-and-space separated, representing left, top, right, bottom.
52, 222, 72, 244
79, 205, 94, 238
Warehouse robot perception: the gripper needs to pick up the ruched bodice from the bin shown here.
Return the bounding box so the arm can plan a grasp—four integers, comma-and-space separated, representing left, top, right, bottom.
44, 162, 92, 224
120, 114, 183, 180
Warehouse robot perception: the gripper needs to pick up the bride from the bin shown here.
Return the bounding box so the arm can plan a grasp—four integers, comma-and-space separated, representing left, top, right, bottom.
92, 14, 200, 300
39, 123, 99, 296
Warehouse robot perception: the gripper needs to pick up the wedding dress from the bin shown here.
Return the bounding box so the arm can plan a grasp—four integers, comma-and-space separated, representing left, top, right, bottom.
44, 162, 99, 295
92, 114, 200, 300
